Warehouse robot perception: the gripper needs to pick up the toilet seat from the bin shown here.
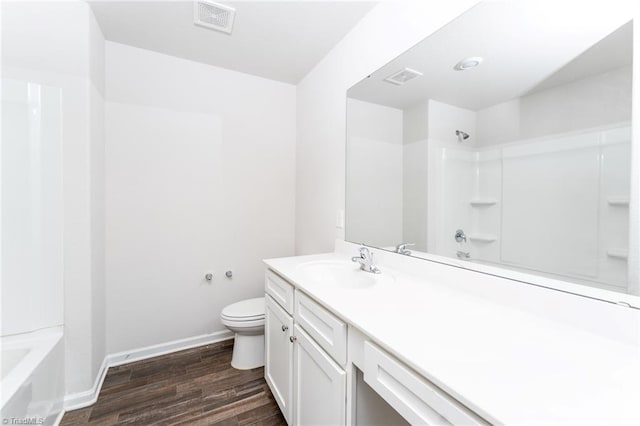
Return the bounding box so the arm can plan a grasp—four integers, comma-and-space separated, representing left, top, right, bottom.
221, 317, 264, 329
221, 297, 265, 322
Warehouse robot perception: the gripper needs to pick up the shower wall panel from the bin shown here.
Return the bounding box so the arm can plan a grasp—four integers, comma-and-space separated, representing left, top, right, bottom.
429, 125, 631, 291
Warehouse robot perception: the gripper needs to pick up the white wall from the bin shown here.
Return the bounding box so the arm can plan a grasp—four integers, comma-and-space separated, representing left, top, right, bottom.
476, 66, 633, 146
346, 99, 403, 247
105, 42, 296, 353
89, 9, 106, 384
295, 0, 479, 254
402, 101, 429, 251
427, 100, 476, 145
1, 0, 106, 399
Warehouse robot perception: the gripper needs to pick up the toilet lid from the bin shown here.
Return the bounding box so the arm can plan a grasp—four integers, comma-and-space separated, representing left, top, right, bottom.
221, 297, 265, 320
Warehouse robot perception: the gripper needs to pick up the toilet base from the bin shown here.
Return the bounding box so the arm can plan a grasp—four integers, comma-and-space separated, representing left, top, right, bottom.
231, 333, 265, 370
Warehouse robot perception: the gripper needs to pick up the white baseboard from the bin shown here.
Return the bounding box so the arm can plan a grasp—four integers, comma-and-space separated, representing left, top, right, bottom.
106, 330, 234, 368
52, 407, 65, 426
63, 330, 234, 412
63, 355, 109, 412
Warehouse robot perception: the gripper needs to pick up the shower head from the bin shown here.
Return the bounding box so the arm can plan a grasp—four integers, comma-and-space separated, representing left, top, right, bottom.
456, 130, 470, 142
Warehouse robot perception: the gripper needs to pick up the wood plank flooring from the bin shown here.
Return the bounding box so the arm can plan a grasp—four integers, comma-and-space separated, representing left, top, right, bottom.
61, 339, 286, 426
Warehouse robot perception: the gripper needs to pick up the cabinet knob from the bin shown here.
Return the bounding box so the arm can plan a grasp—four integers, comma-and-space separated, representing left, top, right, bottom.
289, 336, 296, 343
281, 325, 288, 332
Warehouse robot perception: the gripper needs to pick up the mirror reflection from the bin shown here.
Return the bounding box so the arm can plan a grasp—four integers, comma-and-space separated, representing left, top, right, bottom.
346, 2, 635, 295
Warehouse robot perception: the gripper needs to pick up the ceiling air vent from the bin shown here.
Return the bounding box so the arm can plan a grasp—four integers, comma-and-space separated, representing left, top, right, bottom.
383, 68, 423, 86
194, 1, 236, 34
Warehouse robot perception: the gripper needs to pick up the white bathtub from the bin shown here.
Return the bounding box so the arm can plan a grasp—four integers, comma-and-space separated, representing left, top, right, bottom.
1, 327, 64, 425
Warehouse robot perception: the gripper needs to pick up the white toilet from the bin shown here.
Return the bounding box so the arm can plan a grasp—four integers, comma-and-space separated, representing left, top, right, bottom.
221, 297, 265, 370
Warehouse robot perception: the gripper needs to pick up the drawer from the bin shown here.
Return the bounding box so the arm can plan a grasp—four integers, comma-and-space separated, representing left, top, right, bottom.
364, 342, 487, 426
265, 269, 294, 314
294, 290, 347, 366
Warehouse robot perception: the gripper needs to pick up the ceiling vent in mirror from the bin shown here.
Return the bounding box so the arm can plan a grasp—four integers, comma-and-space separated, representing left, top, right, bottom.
383, 68, 423, 86
194, 1, 236, 34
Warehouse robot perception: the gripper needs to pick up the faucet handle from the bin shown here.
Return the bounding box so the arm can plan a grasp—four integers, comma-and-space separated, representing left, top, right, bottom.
352, 246, 368, 263
352, 246, 381, 274
396, 242, 415, 250
395, 242, 415, 254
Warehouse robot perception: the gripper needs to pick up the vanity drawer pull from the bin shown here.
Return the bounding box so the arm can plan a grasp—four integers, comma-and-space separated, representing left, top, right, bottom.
265, 270, 294, 314
282, 325, 289, 332
294, 291, 347, 366
364, 342, 488, 426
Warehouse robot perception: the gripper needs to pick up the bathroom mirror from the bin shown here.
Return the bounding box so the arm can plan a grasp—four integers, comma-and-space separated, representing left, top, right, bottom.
346, 1, 638, 298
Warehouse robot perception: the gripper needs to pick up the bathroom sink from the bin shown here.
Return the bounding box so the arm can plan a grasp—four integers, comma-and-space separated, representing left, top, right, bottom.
295, 260, 395, 289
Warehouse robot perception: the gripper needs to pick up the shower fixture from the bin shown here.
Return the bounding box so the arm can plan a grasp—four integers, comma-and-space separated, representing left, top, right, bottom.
456, 130, 470, 142
456, 250, 471, 259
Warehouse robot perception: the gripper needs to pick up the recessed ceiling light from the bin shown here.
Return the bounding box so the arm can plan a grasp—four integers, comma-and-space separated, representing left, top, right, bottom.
454, 57, 483, 71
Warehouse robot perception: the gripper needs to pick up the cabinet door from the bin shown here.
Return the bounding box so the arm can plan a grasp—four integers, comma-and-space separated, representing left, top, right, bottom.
293, 325, 346, 426
265, 294, 294, 424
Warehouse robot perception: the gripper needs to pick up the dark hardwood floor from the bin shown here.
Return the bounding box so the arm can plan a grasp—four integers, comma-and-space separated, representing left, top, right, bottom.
61, 339, 286, 426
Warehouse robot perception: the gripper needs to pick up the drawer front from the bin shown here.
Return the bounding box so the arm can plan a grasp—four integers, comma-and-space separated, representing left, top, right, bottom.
294, 290, 347, 366
364, 342, 487, 426
265, 269, 294, 314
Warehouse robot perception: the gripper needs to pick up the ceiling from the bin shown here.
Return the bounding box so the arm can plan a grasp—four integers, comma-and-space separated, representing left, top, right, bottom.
526, 21, 632, 95
90, 1, 376, 84
348, 1, 634, 110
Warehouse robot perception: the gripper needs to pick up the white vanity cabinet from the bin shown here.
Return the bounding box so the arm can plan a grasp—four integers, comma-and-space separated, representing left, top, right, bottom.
265, 267, 487, 426
265, 270, 347, 426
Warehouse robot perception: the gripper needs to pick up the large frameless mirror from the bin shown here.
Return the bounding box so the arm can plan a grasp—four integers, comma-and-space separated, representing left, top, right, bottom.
346, 1, 637, 299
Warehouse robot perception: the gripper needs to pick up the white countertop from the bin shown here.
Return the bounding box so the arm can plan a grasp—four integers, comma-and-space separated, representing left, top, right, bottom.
264, 241, 640, 426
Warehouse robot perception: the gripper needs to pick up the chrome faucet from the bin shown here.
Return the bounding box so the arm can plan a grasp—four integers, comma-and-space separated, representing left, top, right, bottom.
457, 250, 471, 259
395, 242, 415, 255
351, 247, 381, 274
